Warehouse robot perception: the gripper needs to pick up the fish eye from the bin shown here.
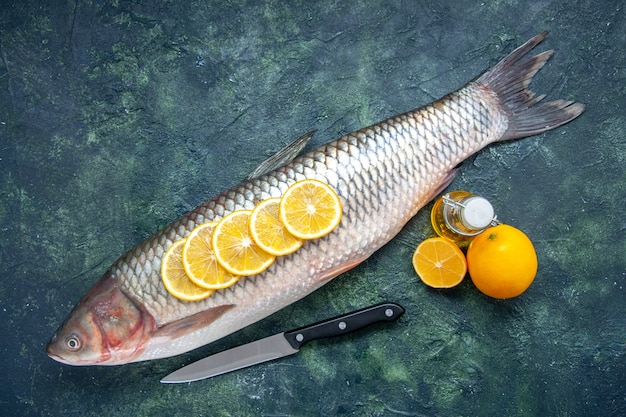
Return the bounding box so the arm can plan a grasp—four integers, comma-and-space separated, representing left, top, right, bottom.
65, 334, 81, 351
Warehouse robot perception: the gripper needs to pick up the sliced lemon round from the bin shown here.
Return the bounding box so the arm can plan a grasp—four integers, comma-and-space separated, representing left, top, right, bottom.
182, 222, 241, 290
161, 239, 214, 302
212, 210, 276, 276
250, 198, 304, 256
279, 179, 342, 240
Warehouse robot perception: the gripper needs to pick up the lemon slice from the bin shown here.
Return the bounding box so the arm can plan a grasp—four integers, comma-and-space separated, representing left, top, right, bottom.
161, 239, 214, 301
412, 237, 467, 289
279, 179, 342, 240
250, 198, 304, 256
182, 222, 241, 290
212, 210, 276, 276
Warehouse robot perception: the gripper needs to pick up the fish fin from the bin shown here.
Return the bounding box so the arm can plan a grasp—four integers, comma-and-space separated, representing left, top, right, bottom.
426, 168, 459, 202
318, 255, 369, 283
475, 31, 584, 141
246, 131, 316, 179
155, 304, 234, 339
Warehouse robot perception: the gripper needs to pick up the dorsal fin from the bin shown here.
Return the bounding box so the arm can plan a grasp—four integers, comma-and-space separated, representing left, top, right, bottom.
246, 131, 315, 179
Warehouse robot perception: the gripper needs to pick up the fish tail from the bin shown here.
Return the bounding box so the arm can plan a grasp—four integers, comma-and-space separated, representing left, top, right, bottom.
475, 31, 584, 141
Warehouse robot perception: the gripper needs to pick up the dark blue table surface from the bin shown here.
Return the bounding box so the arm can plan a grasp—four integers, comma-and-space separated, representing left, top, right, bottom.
1, 1, 624, 416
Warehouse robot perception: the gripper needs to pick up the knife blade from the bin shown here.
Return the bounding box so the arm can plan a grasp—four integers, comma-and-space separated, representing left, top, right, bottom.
160, 301, 405, 383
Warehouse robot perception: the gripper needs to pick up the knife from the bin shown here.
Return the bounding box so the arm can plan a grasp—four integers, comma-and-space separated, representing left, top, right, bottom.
160, 301, 405, 383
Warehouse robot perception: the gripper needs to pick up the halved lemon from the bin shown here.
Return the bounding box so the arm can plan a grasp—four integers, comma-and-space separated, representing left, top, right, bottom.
412, 237, 467, 289
279, 179, 342, 240
182, 222, 241, 290
250, 198, 304, 256
161, 239, 214, 301
212, 210, 276, 276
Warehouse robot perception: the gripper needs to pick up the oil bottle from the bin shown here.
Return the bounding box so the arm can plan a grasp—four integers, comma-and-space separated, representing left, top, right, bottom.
430, 190, 497, 248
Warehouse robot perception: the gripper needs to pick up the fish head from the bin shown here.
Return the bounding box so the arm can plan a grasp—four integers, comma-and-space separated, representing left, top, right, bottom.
46, 272, 156, 365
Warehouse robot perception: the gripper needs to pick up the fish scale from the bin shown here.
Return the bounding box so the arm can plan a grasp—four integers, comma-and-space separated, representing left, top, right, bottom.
47, 32, 584, 365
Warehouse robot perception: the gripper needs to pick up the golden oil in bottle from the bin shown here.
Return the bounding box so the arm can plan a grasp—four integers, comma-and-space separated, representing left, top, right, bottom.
430, 190, 497, 248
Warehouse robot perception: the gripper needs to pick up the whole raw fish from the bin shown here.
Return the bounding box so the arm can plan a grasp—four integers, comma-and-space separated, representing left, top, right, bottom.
47, 32, 583, 365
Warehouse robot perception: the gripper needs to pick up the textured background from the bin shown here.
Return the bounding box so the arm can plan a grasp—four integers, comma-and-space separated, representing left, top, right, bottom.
1, 1, 624, 416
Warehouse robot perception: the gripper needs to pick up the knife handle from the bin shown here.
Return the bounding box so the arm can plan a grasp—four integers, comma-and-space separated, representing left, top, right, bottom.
283, 302, 405, 350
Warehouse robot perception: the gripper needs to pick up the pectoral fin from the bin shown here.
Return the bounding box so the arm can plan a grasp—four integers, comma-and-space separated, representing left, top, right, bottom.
155, 304, 235, 340
426, 168, 459, 203
246, 131, 315, 179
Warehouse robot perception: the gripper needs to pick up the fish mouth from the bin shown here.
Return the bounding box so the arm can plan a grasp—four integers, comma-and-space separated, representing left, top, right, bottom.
47, 352, 92, 366
46, 333, 70, 364
45, 333, 58, 357
46, 350, 71, 365
46, 336, 72, 365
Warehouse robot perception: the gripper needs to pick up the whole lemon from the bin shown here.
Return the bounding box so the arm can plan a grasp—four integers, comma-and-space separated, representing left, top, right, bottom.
466, 224, 537, 299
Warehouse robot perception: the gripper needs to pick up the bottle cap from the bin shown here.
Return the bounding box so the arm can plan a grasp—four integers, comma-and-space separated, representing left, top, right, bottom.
460, 197, 494, 230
